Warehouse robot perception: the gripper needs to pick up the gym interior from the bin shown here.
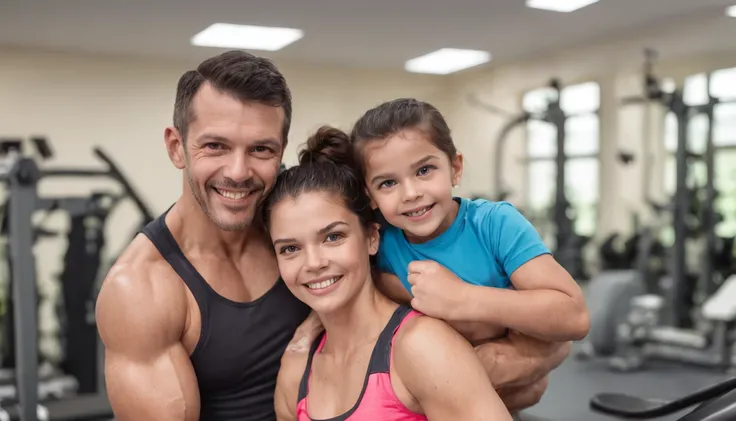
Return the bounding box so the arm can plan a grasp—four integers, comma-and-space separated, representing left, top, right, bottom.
2, 0, 736, 420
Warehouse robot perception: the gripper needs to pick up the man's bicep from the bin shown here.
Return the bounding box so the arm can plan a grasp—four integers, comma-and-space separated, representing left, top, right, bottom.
97, 270, 199, 421
395, 318, 512, 421
104, 345, 200, 421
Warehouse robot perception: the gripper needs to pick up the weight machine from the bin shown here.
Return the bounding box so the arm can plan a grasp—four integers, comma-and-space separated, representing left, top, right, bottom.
580, 49, 736, 373
469, 79, 593, 280
0, 137, 153, 420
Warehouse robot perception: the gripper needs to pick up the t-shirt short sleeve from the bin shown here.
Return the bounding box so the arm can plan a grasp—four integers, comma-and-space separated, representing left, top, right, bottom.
481, 201, 551, 277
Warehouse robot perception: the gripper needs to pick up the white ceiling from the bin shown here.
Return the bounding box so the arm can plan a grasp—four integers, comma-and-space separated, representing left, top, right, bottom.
1, 0, 735, 70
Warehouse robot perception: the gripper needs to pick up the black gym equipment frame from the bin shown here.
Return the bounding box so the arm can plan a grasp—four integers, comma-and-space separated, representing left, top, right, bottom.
470, 79, 595, 281
625, 50, 734, 328
0, 144, 152, 420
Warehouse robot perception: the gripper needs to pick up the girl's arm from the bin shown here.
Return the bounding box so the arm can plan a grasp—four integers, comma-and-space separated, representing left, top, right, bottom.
458, 254, 589, 341
392, 315, 513, 421
459, 202, 589, 342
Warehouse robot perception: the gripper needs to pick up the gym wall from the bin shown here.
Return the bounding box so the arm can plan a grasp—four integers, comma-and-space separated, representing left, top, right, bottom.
1, 8, 735, 283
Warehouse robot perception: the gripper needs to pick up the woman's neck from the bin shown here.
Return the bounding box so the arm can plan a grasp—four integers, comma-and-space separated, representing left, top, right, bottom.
319, 284, 398, 354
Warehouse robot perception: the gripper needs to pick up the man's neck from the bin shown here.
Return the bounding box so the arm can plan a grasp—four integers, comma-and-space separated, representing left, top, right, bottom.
167, 193, 261, 259
319, 283, 397, 354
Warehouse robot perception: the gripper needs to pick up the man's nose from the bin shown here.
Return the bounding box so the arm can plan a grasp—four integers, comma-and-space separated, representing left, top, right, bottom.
223, 153, 253, 182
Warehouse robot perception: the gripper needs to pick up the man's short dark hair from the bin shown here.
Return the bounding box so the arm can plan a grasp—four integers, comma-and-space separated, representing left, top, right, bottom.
173, 50, 292, 146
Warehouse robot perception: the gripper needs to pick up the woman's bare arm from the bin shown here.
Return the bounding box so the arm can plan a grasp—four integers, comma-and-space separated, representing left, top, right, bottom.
393, 316, 513, 421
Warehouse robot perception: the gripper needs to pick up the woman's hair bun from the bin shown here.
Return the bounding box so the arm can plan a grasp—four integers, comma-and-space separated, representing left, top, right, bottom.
298, 126, 354, 167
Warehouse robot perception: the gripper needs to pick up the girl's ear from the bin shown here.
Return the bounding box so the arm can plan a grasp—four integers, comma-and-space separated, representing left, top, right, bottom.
451, 152, 464, 187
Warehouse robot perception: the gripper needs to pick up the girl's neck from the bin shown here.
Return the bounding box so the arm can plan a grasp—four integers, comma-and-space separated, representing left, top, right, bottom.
319, 283, 398, 354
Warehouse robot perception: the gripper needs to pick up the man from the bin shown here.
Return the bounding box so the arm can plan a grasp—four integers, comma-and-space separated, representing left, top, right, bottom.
96, 50, 571, 421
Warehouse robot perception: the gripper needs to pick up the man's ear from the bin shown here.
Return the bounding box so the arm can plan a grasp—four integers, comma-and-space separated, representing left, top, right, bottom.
164, 126, 187, 170
451, 152, 464, 187
368, 222, 380, 256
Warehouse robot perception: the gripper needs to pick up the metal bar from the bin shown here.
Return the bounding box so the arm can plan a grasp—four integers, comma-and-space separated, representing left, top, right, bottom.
494, 114, 529, 199
669, 92, 689, 328
702, 95, 717, 297
40, 169, 109, 178
548, 91, 570, 251
8, 158, 40, 421
521, 153, 599, 162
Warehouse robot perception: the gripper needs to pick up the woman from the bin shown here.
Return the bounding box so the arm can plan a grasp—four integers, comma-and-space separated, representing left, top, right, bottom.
262, 126, 512, 421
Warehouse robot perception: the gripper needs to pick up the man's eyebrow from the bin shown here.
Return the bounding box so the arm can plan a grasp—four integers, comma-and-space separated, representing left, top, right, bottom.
369, 155, 438, 185
272, 221, 348, 246
197, 133, 229, 143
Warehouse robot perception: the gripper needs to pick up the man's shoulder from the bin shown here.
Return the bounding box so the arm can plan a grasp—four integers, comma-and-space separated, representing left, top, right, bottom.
105, 233, 178, 286
98, 233, 187, 321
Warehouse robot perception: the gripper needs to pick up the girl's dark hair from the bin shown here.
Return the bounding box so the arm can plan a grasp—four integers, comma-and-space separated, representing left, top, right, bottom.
349, 98, 457, 177
262, 126, 375, 231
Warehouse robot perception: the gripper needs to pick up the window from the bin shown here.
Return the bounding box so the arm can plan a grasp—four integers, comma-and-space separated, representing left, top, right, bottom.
524, 82, 600, 243
663, 68, 736, 238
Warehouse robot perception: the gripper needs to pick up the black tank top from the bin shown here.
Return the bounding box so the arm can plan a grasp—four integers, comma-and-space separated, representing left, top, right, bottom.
141, 211, 311, 421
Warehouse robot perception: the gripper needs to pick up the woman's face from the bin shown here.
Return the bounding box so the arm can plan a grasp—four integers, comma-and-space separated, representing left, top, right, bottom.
268, 191, 379, 315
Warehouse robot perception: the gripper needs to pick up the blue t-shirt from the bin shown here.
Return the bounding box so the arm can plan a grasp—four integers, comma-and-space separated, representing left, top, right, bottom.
377, 198, 550, 293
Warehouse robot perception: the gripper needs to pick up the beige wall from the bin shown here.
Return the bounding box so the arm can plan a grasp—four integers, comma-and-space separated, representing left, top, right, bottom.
1, 9, 736, 289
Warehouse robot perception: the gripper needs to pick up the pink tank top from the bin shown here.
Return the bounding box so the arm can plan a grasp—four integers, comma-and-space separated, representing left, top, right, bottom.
295, 306, 427, 421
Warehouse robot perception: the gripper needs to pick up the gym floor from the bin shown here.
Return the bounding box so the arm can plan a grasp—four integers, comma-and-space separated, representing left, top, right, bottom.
525, 282, 733, 421
526, 343, 731, 421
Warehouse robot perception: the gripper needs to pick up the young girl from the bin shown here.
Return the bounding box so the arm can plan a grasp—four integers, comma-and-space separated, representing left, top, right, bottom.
263, 127, 513, 421
349, 98, 590, 345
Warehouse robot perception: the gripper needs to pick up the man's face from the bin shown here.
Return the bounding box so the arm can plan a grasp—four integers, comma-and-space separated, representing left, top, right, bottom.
167, 83, 285, 231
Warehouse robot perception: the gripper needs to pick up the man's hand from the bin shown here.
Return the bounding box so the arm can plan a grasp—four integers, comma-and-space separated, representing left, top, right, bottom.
474, 331, 572, 413
497, 376, 549, 413
407, 260, 470, 321
285, 311, 324, 354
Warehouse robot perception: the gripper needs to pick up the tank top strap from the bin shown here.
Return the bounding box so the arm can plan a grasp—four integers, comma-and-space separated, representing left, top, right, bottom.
139, 207, 212, 309
367, 305, 416, 374
297, 331, 327, 403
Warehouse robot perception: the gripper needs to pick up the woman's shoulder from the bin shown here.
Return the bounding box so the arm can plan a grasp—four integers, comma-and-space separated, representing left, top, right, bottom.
393, 312, 465, 362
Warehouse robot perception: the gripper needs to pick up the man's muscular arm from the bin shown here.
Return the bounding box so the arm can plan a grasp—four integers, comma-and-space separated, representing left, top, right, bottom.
475, 332, 571, 411
274, 350, 310, 421
97, 263, 200, 421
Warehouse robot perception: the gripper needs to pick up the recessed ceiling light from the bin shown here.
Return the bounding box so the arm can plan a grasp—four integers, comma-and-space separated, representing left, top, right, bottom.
191, 23, 303, 51
526, 0, 600, 13
404, 48, 491, 75
726, 5, 736, 17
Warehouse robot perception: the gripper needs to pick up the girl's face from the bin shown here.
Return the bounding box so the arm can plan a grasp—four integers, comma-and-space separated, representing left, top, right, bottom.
269, 191, 379, 315
362, 128, 463, 243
